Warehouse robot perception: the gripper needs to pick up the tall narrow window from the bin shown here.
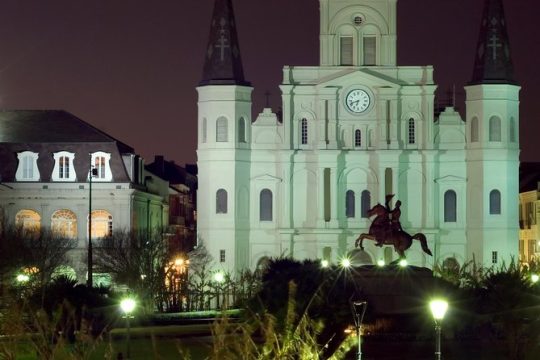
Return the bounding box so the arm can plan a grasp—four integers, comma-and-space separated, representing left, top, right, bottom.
202, 118, 207, 143
444, 190, 457, 223
340, 37, 353, 66
94, 156, 106, 179
216, 117, 228, 142
489, 190, 501, 215
216, 189, 228, 214
368, 129, 373, 147
385, 168, 393, 196
301, 118, 308, 145
509, 117, 516, 143
220, 250, 226, 263
471, 117, 479, 142
324, 168, 331, 222
16, 151, 40, 181
90, 152, 112, 182
345, 190, 355, 218
361, 190, 371, 218
89, 210, 113, 239
239, 117, 246, 143
260, 189, 273, 221
489, 116, 501, 142
492, 251, 498, 264
363, 37, 376, 65
354, 129, 362, 148
408, 118, 416, 144
59, 156, 70, 179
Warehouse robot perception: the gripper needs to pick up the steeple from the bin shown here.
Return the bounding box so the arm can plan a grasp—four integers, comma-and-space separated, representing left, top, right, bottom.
200, 0, 249, 86
470, 0, 515, 85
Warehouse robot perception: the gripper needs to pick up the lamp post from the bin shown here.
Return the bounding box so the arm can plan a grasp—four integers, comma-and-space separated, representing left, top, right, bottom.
350, 301, 367, 360
87, 166, 98, 288
429, 299, 448, 360
120, 297, 136, 359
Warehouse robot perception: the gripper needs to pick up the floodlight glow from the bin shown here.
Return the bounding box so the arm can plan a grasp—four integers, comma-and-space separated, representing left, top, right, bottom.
341, 258, 351, 268
321, 260, 329, 268
531, 274, 539, 283
120, 298, 136, 314
174, 258, 184, 266
214, 272, 225, 283
16, 274, 30, 283
398, 259, 408, 267
377, 259, 385, 267
429, 299, 448, 321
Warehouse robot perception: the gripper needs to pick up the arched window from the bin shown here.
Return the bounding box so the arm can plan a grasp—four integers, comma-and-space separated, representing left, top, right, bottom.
471, 117, 479, 142
354, 129, 362, 147
509, 117, 516, 143
239, 117, 246, 143
52, 151, 76, 181
51, 209, 77, 239
89, 210, 113, 239
361, 190, 371, 218
216, 189, 228, 214
490, 190, 501, 215
345, 190, 355, 218
408, 118, 415, 144
444, 190, 457, 223
216, 117, 228, 142
260, 189, 273, 221
15, 209, 41, 233
202, 118, 207, 143
301, 118, 308, 145
489, 116, 501, 142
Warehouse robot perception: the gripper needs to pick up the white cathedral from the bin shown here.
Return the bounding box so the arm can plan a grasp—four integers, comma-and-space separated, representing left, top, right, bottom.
196, 0, 520, 272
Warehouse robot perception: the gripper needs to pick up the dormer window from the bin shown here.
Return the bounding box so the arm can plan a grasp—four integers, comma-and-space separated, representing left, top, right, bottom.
16, 151, 40, 181
91, 152, 112, 181
52, 151, 76, 182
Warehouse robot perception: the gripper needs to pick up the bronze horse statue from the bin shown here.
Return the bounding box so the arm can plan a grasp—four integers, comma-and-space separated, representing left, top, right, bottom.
355, 203, 433, 259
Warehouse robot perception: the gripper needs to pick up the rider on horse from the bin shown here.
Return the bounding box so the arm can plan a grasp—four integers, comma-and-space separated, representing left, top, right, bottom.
372, 194, 403, 247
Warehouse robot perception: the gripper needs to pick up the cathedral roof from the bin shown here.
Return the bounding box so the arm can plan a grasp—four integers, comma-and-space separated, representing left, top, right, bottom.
200, 0, 250, 86
470, 0, 516, 85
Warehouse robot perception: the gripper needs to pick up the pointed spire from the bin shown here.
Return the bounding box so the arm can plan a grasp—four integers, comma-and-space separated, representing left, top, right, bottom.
200, 0, 250, 86
470, 0, 516, 85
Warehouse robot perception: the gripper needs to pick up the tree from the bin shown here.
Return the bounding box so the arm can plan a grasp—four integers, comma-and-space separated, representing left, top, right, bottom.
186, 243, 214, 311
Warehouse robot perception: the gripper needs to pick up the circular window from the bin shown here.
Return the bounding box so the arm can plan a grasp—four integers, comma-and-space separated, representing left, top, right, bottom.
354, 16, 363, 26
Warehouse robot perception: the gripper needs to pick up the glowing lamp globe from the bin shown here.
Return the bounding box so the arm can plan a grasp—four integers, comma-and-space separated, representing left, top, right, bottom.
398, 259, 408, 267
321, 260, 329, 268
120, 298, 136, 315
16, 274, 30, 283
377, 259, 385, 267
531, 274, 539, 283
341, 258, 351, 268
214, 272, 225, 283
429, 299, 448, 321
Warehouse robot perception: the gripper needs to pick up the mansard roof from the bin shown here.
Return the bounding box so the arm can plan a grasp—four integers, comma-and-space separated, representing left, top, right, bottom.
470, 0, 516, 85
199, 0, 250, 86
0, 110, 133, 153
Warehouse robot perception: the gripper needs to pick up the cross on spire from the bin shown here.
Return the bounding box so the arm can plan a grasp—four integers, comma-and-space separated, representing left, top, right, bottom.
470, 0, 515, 85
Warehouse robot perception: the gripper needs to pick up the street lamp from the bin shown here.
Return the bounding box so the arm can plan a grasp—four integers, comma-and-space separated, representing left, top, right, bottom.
214, 271, 225, 309
120, 297, 136, 359
87, 166, 98, 288
350, 301, 367, 360
429, 299, 448, 360
321, 259, 329, 268
398, 259, 408, 267
377, 259, 385, 267
531, 273, 539, 284
16, 274, 30, 283
341, 258, 351, 268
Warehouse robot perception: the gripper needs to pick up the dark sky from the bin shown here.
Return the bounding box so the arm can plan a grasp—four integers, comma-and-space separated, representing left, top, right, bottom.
0, 0, 538, 166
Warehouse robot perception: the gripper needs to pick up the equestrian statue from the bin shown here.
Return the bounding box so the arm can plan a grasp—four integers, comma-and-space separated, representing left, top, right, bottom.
355, 194, 433, 260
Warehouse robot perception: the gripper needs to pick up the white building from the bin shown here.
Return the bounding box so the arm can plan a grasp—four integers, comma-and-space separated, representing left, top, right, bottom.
197, 0, 520, 272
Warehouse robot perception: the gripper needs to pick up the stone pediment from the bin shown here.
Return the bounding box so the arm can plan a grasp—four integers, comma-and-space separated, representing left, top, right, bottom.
316, 68, 404, 89
251, 174, 283, 182
434, 175, 467, 183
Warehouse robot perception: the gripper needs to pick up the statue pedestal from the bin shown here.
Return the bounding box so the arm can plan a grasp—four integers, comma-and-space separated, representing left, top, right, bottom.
351, 265, 434, 315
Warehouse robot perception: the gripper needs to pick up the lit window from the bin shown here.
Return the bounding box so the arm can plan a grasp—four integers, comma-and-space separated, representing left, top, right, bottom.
216, 117, 228, 142
301, 118, 308, 145
363, 37, 376, 66
340, 37, 353, 66
355, 129, 362, 147
489, 116, 501, 142
15, 209, 41, 233
52, 152, 76, 182
90, 152, 112, 181
260, 189, 273, 221
444, 190, 457, 223
220, 250, 226, 263
16, 151, 40, 181
361, 190, 371, 218
51, 209, 77, 239
489, 190, 501, 215
88, 210, 113, 239
216, 189, 228, 214
408, 118, 415, 144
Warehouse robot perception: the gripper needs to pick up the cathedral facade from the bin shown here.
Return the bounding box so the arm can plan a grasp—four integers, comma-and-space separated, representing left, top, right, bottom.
197, 0, 520, 272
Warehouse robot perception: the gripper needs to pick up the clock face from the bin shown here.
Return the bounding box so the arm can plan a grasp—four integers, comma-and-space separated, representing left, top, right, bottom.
346, 89, 371, 113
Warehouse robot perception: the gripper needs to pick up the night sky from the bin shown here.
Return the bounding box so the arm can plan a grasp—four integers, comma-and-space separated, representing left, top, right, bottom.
0, 0, 538, 166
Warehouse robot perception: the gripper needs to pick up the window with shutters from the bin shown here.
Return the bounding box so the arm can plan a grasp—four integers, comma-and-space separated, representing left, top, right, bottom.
340, 37, 353, 65
216, 117, 228, 142
489, 116, 501, 142
363, 37, 376, 65
354, 129, 362, 148
361, 190, 371, 218
489, 190, 501, 215
216, 189, 228, 214
16, 151, 40, 181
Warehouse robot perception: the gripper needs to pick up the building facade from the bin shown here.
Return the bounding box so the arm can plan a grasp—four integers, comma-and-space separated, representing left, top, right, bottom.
0, 110, 170, 283
197, 0, 520, 272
